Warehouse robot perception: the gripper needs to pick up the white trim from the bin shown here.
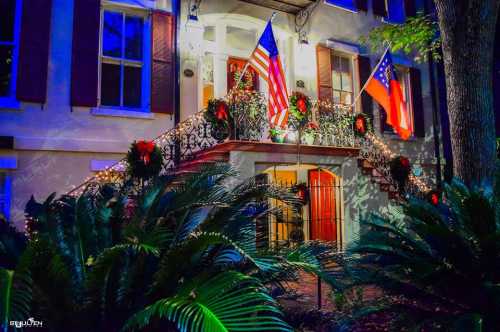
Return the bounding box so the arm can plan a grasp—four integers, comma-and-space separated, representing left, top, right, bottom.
14, 136, 131, 153
91, 107, 155, 119
326, 39, 360, 55
0, 156, 17, 170
323, 0, 359, 14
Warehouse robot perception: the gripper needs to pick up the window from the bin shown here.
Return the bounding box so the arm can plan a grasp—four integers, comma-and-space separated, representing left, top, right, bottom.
100, 10, 145, 109
202, 54, 214, 108
0, 173, 11, 220
0, 0, 19, 98
381, 66, 414, 133
331, 53, 353, 105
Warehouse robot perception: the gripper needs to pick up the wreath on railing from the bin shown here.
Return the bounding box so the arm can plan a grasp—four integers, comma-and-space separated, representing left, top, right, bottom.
126, 140, 163, 180
353, 113, 372, 137
204, 99, 231, 141
426, 189, 441, 206
289, 92, 312, 129
389, 155, 412, 187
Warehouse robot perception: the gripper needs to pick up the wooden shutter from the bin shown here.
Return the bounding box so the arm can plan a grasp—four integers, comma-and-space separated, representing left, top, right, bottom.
16, 0, 53, 103
151, 11, 175, 114
357, 55, 373, 121
70, 0, 100, 107
316, 45, 332, 102
404, 0, 417, 17
372, 0, 387, 17
356, 0, 368, 11
410, 67, 425, 137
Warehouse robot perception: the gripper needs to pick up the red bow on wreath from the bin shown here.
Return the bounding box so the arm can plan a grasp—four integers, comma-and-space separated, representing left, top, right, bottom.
215, 102, 228, 121
296, 98, 307, 114
400, 156, 410, 168
136, 140, 155, 165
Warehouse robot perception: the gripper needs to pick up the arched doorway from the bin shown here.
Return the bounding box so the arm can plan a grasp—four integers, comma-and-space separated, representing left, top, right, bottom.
308, 169, 340, 243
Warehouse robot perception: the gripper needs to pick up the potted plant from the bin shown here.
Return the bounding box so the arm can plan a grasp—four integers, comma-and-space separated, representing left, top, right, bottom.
269, 126, 287, 143
302, 122, 319, 145
204, 98, 231, 141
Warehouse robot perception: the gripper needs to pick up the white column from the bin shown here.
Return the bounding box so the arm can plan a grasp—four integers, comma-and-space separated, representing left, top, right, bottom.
179, 19, 204, 121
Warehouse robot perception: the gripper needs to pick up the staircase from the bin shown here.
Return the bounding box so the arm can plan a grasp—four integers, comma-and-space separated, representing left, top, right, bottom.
357, 158, 400, 200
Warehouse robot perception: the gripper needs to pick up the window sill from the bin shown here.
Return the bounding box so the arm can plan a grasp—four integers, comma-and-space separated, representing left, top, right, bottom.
0, 98, 21, 111
91, 108, 154, 120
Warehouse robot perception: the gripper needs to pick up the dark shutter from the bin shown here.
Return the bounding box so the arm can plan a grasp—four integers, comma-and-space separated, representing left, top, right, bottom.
379, 105, 390, 133
16, 0, 53, 103
410, 67, 425, 137
151, 11, 175, 114
404, 0, 417, 17
356, 0, 368, 11
316, 45, 333, 102
357, 55, 373, 121
70, 0, 100, 107
372, 0, 387, 17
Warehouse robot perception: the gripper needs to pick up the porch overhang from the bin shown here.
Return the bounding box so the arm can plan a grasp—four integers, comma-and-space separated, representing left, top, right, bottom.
238, 0, 316, 15
179, 141, 360, 171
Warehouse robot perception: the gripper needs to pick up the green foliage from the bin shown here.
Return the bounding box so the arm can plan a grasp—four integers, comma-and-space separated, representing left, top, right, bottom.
360, 13, 441, 63
124, 271, 290, 332
0, 164, 334, 331
343, 179, 500, 331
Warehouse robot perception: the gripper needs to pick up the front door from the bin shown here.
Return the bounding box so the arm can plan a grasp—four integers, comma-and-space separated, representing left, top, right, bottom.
309, 169, 337, 242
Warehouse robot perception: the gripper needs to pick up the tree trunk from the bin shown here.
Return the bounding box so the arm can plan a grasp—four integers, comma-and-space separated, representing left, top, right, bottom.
434, 0, 499, 187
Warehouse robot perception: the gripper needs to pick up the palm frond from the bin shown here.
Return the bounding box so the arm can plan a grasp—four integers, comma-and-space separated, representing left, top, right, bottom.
123, 271, 292, 332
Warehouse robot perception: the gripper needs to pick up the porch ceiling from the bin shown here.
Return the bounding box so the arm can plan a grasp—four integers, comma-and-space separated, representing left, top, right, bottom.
239, 0, 316, 15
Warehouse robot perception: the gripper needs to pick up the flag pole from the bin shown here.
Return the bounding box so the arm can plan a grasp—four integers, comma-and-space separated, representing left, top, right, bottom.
350, 46, 391, 111
232, 12, 277, 91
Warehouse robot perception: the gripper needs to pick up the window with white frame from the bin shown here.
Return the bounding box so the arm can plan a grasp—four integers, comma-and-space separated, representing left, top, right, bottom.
0, 0, 19, 99
0, 173, 11, 220
100, 8, 145, 109
331, 52, 353, 105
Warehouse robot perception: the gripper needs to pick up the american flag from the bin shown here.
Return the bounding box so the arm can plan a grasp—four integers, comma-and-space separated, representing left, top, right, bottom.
249, 21, 289, 128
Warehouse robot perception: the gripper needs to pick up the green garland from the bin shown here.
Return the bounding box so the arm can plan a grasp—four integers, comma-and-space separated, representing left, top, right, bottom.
289, 92, 312, 129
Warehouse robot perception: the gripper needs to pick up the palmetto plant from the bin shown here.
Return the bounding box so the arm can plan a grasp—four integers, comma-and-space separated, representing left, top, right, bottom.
342, 179, 500, 331
1, 164, 329, 332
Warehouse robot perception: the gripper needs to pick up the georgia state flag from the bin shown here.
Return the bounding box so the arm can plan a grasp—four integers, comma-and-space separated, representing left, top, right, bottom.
365, 51, 412, 140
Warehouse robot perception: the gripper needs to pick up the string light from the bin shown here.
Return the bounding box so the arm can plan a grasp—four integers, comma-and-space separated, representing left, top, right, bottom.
67, 92, 431, 196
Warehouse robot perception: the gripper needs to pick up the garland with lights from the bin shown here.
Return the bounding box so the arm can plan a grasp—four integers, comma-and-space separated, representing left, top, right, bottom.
126, 140, 163, 180
67, 92, 432, 197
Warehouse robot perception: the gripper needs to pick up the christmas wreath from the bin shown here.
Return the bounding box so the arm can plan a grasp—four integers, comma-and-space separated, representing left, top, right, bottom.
353, 113, 372, 137
426, 189, 441, 206
289, 92, 312, 129
204, 99, 231, 141
126, 140, 163, 180
389, 155, 412, 186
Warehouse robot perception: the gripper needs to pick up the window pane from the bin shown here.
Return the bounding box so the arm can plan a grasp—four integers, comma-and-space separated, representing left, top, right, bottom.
103, 11, 123, 58
332, 90, 341, 104
203, 26, 215, 42
125, 15, 143, 60
123, 65, 141, 108
332, 71, 341, 90
0, 0, 16, 42
101, 63, 121, 106
340, 57, 350, 73
332, 55, 341, 72
226, 26, 256, 51
341, 72, 352, 92
0, 46, 13, 97
340, 92, 352, 105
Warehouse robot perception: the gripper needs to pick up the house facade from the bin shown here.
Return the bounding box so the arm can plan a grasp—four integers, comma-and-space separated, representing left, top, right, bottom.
0, 0, 440, 247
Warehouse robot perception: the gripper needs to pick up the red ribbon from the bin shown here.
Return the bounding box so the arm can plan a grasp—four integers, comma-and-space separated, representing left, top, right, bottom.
136, 140, 155, 165
355, 117, 366, 134
297, 98, 307, 114
215, 102, 228, 121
